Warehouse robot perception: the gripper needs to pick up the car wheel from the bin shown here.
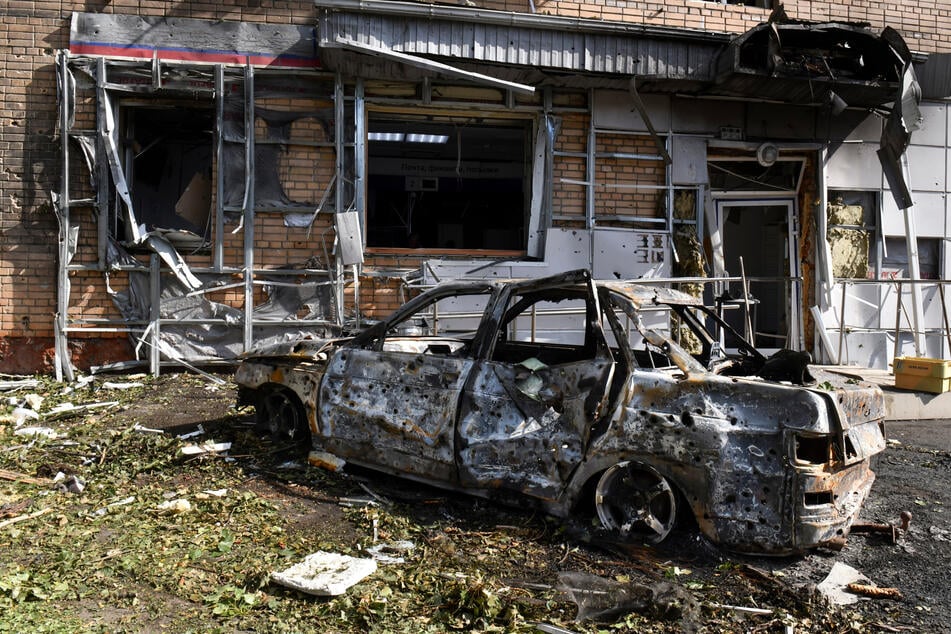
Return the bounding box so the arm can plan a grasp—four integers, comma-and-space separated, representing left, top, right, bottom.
594, 461, 678, 544
256, 388, 308, 446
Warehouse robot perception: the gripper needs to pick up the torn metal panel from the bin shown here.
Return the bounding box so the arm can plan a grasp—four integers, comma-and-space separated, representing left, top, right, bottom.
99, 90, 140, 243
878, 57, 923, 210
458, 358, 611, 500
319, 349, 472, 482
918, 53, 951, 100
335, 211, 364, 266
715, 19, 906, 108
70, 12, 320, 69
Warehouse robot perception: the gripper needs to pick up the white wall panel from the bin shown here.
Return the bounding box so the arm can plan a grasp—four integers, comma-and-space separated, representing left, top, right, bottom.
915, 102, 947, 147
906, 145, 946, 191
670, 97, 743, 134
826, 143, 884, 189
593, 90, 670, 132
881, 192, 946, 237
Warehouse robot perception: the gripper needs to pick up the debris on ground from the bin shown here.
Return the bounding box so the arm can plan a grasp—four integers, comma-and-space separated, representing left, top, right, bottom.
308, 450, 346, 471
270, 551, 378, 596
556, 571, 700, 630
180, 441, 232, 456
817, 562, 872, 605
0, 372, 943, 632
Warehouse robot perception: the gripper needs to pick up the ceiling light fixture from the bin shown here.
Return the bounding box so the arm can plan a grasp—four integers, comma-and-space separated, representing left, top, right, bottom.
406, 133, 449, 143
368, 132, 405, 142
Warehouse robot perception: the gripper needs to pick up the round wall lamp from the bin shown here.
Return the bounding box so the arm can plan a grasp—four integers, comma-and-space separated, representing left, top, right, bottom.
756, 142, 779, 167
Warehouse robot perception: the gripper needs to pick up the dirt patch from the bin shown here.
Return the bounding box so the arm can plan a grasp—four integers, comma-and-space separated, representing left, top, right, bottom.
0, 372, 948, 632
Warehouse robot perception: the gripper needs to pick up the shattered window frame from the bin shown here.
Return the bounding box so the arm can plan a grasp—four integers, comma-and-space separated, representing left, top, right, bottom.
882, 236, 942, 280
118, 100, 216, 248
708, 157, 805, 194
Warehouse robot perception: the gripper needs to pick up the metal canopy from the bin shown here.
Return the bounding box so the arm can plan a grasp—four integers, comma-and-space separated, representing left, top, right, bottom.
329, 36, 535, 96
315, 0, 724, 84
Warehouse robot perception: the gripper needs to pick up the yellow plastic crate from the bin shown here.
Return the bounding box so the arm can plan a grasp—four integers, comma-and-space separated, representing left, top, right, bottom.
893, 357, 951, 393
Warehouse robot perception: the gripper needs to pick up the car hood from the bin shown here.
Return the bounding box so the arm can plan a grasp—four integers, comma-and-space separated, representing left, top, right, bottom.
241, 336, 348, 360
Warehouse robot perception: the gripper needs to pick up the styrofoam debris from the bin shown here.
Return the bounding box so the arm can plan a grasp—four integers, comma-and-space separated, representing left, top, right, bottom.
365, 541, 416, 565
12, 407, 40, 425
176, 424, 205, 440
180, 441, 231, 456
817, 562, 870, 605
24, 394, 44, 410
271, 551, 377, 596
14, 426, 58, 439
93, 496, 136, 516
156, 498, 192, 515
102, 381, 145, 390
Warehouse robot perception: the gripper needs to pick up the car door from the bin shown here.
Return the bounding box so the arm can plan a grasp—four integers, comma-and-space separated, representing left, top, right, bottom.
456, 274, 616, 501
317, 285, 494, 482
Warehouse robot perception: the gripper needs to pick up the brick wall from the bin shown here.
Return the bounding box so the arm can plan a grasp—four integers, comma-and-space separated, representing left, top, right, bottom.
477, 0, 949, 53
0, 0, 320, 373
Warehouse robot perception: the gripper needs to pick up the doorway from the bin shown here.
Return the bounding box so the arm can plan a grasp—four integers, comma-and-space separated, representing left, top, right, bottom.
717, 200, 800, 352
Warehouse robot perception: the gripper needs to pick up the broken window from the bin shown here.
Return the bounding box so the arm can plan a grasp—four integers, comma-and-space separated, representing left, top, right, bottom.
365, 116, 532, 252
709, 159, 804, 193
882, 237, 941, 280
120, 105, 214, 247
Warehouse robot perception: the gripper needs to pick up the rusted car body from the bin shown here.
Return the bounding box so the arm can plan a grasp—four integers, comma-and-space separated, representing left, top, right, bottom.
235, 270, 886, 554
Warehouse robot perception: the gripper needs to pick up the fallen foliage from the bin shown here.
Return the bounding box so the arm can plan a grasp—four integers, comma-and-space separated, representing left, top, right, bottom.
0, 372, 873, 632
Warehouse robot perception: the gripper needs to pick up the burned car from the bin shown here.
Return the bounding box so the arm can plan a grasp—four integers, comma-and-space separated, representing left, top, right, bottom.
235, 270, 885, 554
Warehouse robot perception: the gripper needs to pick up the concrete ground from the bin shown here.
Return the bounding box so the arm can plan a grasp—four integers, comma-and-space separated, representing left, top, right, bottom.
822, 365, 951, 421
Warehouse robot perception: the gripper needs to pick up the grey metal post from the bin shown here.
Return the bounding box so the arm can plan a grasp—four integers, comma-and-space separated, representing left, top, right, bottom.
334, 73, 345, 324
586, 89, 595, 272
214, 64, 225, 271
55, 51, 73, 382
243, 61, 256, 351
353, 78, 365, 327
150, 254, 161, 375
96, 57, 109, 269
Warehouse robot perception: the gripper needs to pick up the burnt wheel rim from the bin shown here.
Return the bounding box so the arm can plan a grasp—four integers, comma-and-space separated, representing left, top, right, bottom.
258, 390, 305, 442
595, 462, 677, 544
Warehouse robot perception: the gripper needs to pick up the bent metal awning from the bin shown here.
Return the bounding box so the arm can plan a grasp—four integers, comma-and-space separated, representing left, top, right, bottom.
328, 36, 535, 96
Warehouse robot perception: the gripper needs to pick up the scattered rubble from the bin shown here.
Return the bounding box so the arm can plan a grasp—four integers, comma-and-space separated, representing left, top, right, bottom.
0, 372, 945, 632
270, 551, 378, 596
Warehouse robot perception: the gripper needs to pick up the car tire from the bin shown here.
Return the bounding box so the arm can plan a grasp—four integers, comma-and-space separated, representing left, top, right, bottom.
594, 461, 678, 544
255, 388, 309, 447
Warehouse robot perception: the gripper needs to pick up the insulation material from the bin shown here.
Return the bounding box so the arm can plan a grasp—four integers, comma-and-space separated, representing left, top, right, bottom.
827, 228, 869, 279
827, 202, 870, 279
672, 226, 705, 354
827, 204, 863, 226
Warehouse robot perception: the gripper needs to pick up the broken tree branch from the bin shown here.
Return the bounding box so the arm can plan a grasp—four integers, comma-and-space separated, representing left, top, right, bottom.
0, 508, 53, 529
0, 469, 53, 486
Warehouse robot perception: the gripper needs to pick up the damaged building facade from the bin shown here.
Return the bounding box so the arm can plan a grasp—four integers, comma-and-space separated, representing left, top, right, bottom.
1, 0, 950, 376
